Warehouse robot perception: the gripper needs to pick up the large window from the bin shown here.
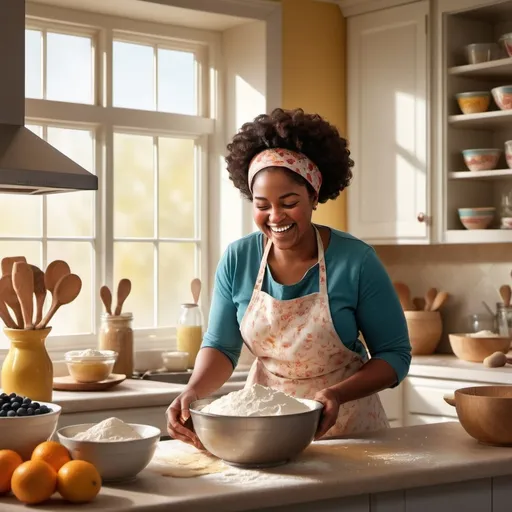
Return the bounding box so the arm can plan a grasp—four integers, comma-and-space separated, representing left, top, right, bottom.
0, 8, 217, 350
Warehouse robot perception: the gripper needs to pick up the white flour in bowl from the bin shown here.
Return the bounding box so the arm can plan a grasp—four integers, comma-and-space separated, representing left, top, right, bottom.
201, 384, 310, 417
73, 417, 143, 442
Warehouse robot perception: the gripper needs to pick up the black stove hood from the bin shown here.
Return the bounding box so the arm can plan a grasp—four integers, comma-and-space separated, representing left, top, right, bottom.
0, 0, 98, 195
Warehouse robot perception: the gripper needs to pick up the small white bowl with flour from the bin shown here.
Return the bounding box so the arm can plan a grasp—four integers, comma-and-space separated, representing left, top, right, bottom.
190, 384, 323, 468
57, 417, 161, 482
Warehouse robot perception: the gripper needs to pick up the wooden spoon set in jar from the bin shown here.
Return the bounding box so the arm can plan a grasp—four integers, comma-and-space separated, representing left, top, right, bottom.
0, 256, 82, 330
100, 278, 132, 316
393, 282, 450, 312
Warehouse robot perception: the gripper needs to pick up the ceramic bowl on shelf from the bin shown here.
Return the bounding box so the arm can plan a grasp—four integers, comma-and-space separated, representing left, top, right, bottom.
499, 33, 512, 58
491, 86, 512, 110
465, 43, 500, 64
504, 141, 512, 169
461, 148, 501, 171
458, 207, 495, 230
456, 91, 491, 114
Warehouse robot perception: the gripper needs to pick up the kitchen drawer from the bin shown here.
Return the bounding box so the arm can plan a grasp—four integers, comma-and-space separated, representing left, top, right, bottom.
379, 385, 402, 420
405, 414, 457, 427
405, 377, 488, 418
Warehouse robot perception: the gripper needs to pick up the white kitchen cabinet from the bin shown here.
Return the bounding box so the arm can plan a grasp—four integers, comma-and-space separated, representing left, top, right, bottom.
347, 1, 430, 244
379, 385, 403, 426
403, 376, 492, 426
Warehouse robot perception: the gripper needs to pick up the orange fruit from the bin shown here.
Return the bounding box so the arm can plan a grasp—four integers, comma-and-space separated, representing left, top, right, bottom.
11, 460, 57, 505
57, 460, 101, 503
0, 449, 23, 494
32, 440, 71, 472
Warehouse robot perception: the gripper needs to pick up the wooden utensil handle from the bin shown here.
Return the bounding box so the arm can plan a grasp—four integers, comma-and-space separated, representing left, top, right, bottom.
36, 303, 59, 330
0, 301, 17, 329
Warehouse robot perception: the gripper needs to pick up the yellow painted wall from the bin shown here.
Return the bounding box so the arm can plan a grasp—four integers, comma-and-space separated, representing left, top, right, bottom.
281, 0, 347, 231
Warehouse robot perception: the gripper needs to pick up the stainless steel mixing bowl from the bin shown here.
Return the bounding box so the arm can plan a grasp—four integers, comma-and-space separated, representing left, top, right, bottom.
189, 397, 323, 468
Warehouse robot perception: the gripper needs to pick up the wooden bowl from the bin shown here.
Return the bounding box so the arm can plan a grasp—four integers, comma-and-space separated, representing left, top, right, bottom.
449, 333, 511, 362
444, 386, 512, 446
404, 311, 443, 355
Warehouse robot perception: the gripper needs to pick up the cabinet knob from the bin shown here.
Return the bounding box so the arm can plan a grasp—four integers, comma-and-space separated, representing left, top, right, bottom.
417, 212, 429, 224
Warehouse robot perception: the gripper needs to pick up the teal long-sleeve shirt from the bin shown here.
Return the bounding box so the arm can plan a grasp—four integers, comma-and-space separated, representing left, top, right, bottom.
202, 227, 411, 385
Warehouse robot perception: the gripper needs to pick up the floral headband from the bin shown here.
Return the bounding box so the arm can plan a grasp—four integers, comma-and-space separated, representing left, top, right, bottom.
248, 148, 322, 195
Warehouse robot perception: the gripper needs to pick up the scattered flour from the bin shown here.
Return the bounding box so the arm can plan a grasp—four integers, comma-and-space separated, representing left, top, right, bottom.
74, 417, 143, 442
201, 384, 310, 417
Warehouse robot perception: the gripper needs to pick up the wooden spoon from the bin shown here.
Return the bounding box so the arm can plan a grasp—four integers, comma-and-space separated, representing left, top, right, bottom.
0, 275, 23, 328
1, 256, 26, 277
424, 287, 438, 311
100, 285, 113, 315
393, 282, 414, 311
431, 291, 449, 312
114, 278, 131, 316
499, 284, 511, 307
30, 264, 46, 325
0, 278, 17, 329
191, 278, 201, 305
12, 262, 34, 329
412, 297, 426, 311
44, 260, 71, 295
483, 351, 512, 368
36, 274, 82, 329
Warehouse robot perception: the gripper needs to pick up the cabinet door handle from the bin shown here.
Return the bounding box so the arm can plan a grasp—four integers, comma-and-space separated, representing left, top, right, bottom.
417, 212, 430, 224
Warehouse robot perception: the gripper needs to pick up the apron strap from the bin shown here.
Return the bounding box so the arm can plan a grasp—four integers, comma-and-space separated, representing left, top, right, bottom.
254, 226, 328, 294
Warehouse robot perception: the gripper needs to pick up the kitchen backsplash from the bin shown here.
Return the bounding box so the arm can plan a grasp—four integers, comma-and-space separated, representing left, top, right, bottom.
375, 244, 512, 353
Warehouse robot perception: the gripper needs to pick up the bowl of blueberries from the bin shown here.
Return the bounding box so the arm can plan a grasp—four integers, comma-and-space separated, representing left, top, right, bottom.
0, 392, 61, 459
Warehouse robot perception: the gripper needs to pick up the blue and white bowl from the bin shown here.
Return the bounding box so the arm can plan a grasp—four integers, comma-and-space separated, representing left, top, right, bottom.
458, 207, 495, 230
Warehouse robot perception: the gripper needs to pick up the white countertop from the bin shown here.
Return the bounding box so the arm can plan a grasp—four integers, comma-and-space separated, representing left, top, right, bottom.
49, 379, 246, 414
2, 422, 512, 511
410, 354, 512, 383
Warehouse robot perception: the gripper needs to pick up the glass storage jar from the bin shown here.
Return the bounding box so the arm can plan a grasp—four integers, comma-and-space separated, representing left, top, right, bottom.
98, 313, 134, 377
176, 303, 203, 369
497, 303, 512, 338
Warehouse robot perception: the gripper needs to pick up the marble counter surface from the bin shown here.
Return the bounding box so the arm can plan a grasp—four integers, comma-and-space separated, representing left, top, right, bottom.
3, 422, 512, 511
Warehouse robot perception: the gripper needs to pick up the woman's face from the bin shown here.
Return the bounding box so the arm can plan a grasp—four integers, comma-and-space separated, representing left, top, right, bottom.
251, 168, 317, 250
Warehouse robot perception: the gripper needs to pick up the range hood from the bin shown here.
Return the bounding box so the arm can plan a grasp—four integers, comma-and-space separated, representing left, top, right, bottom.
0, 0, 98, 195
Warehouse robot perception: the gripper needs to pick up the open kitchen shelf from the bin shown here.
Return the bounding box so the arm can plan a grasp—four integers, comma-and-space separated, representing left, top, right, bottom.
448, 110, 512, 130
449, 169, 512, 180
449, 57, 512, 78
443, 0, 512, 243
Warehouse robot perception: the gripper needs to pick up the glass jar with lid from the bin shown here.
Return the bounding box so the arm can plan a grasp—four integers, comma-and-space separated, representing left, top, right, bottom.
176, 303, 203, 369
98, 313, 134, 377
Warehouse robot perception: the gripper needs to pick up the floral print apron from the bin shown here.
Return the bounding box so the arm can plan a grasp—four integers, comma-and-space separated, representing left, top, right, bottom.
240, 227, 389, 438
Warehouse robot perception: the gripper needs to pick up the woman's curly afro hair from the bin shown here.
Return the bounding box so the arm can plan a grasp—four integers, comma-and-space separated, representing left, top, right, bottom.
225, 108, 354, 204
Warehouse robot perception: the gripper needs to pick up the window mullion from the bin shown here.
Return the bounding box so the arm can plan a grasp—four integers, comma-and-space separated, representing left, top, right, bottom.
154, 136, 159, 327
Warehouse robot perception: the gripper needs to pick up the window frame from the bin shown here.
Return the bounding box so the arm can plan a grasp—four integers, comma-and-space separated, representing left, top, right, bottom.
0, 5, 220, 353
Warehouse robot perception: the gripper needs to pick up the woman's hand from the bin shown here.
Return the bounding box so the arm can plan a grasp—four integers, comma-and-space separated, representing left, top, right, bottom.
166, 388, 203, 449
313, 388, 341, 439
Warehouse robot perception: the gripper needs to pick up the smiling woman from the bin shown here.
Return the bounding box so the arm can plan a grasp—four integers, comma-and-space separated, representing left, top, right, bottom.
166, 108, 411, 447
